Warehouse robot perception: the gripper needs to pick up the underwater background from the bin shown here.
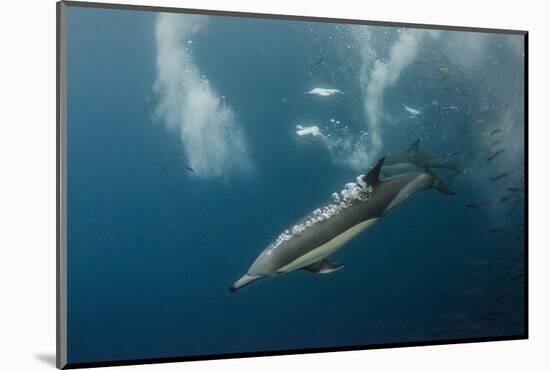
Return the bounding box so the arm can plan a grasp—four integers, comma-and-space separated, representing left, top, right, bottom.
66, 5, 525, 364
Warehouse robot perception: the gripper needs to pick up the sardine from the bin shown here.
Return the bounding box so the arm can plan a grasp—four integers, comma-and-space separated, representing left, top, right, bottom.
440, 104, 459, 112
483, 226, 505, 236
466, 201, 491, 208
491, 173, 509, 182
488, 149, 505, 161
446, 148, 465, 157
507, 204, 517, 217
506, 187, 525, 193
500, 195, 515, 202
495, 291, 516, 302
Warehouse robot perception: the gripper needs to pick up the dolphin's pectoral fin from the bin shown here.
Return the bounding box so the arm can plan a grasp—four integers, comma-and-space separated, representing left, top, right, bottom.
304, 259, 345, 274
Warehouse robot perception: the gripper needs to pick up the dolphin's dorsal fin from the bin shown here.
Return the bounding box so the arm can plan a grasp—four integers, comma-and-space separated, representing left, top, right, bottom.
365, 157, 385, 186
304, 259, 345, 274
405, 139, 421, 158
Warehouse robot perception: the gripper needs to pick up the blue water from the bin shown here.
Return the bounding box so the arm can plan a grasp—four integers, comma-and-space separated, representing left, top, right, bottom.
66, 6, 525, 364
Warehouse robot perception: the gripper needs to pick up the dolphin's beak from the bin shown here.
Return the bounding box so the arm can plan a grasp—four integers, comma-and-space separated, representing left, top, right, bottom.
229, 274, 262, 293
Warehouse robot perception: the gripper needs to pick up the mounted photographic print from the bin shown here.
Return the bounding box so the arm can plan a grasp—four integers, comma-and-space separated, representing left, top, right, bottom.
57, 1, 528, 368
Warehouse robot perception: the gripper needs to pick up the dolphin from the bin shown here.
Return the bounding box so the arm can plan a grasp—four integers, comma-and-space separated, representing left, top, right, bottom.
402, 104, 422, 117
305, 88, 343, 97
229, 158, 455, 292
382, 139, 470, 176
294, 124, 327, 146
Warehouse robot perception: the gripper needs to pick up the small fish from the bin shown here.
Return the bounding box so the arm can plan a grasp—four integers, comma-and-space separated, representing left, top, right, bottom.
481, 311, 509, 321
491, 173, 509, 182
510, 273, 525, 281
495, 291, 516, 302
515, 197, 526, 204
460, 288, 486, 297
400, 326, 416, 332
482, 311, 507, 320
474, 118, 486, 124
483, 226, 506, 236
489, 139, 503, 147
475, 111, 490, 116
506, 187, 525, 193
465, 259, 488, 266
492, 239, 515, 248
507, 204, 518, 217
446, 148, 464, 157
431, 329, 450, 337
512, 173, 525, 181
202, 233, 214, 242
500, 194, 516, 202
441, 313, 468, 322
402, 104, 421, 116
186, 165, 194, 173
485, 310, 508, 316
493, 268, 524, 282
466, 276, 483, 283
490, 128, 502, 137
440, 104, 459, 112
465, 201, 490, 208
488, 149, 505, 161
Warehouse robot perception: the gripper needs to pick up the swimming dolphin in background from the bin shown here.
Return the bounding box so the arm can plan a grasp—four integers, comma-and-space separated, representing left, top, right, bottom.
383, 139, 471, 176
294, 124, 327, 146
305, 88, 343, 97
402, 104, 422, 117
229, 158, 455, 292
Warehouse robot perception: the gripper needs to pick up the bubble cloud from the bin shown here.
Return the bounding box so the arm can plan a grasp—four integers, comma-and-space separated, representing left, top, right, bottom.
153, 13, 253, 178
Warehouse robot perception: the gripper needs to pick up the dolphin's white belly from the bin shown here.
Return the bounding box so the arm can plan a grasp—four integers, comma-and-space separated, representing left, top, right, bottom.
277, 218, 379, 273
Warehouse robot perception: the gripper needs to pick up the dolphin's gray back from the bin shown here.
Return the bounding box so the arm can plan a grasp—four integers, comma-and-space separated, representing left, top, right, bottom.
249, 174, 414, 275
230, 158, 456, 292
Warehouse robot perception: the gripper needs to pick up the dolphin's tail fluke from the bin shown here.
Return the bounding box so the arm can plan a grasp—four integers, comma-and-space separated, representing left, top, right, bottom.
424, 167, 456, 195
229, 274, 263, 293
